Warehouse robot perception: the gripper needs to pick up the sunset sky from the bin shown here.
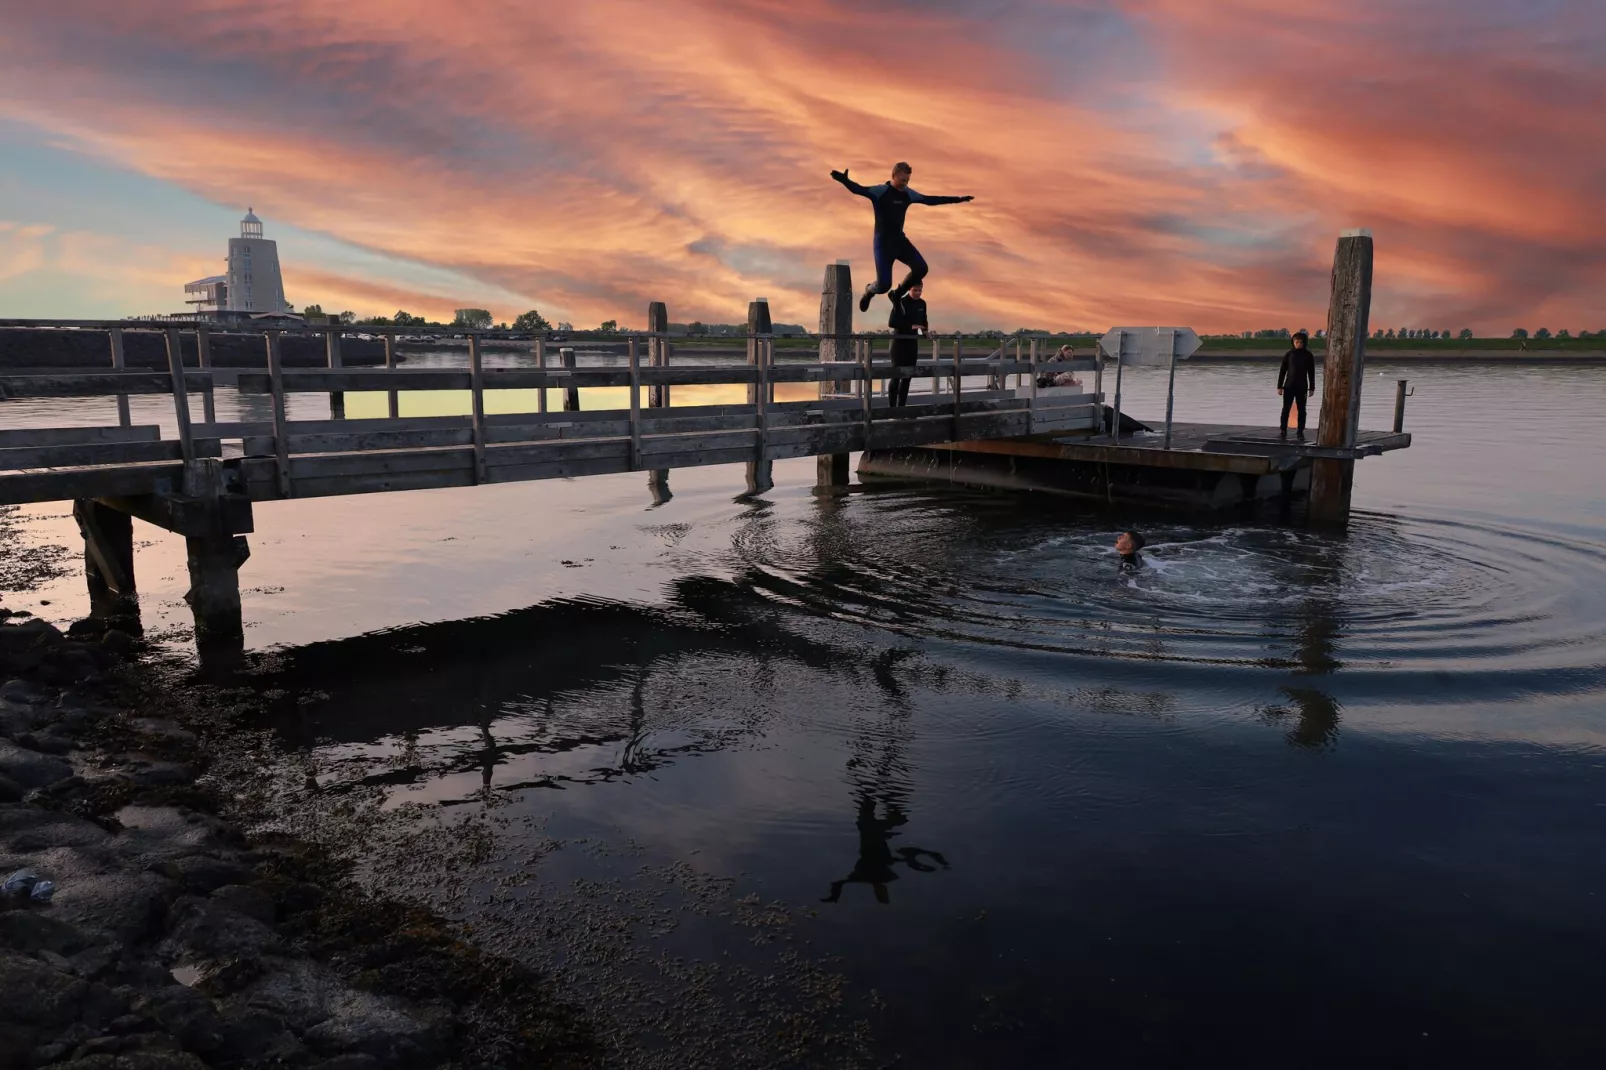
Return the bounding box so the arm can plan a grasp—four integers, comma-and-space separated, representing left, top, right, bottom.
1, 0, 1601, 334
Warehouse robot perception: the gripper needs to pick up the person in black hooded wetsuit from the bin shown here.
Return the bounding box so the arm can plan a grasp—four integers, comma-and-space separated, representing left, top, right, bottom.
1277, 331, 1317, 440
887, 281, 928, 408
830, 162, 972, 311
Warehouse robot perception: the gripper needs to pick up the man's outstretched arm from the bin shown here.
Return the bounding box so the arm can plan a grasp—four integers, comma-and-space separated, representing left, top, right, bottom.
909, 190, 974, 206
830, 168, 874, 197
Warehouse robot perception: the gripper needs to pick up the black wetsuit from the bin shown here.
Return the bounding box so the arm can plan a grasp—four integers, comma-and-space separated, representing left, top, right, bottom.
1278, 346, 1316, 434
831, 171, 967, 299
1119, 553, 1145, 573
887, 293, 927, 407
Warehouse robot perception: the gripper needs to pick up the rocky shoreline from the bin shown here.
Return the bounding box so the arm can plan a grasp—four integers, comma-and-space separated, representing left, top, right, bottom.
0, 609, 594, 1070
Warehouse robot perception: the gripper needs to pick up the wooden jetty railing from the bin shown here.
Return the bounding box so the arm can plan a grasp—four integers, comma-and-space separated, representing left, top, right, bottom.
0, 306, 1101, 651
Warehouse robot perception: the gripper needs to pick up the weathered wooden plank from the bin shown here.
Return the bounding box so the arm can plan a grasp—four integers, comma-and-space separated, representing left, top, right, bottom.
242, 429, 477, 456
0, 462, 187, 505
164, 330, 196, 464
0, 371, 214, 398
0, 425, 162, 448
0, 438, 221, 472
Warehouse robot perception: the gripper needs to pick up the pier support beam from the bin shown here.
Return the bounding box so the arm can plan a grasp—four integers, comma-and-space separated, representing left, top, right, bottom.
815, 262, 853, 492
179, 459, 250, 647
646, 300, 671, 499
745, 299, 774, 495
73, 499, 136, 620
1309, 231, 1373, 524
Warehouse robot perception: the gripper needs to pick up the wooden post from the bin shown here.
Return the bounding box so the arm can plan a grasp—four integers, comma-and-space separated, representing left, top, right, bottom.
952, 335, 963, 440
181, 457, 246, 646
197, 326, 217, 425
385, 333, 399, 418
469, 334, 487, 484
535, 338, 548, 414
164, 329, 196, 464
646, 302, 670, 494
745, 298, 774, 494
859, 338, 872, 439
1028, 338, 1039, 432
816, 264, 854, 491
647, 301, 670, 408
108, 327, 131, 427
1309, 231, 1374, 524
266, 331, 291, 498
1393, 379, 1410, 433
327, 326, 345, 419
627, 336, 643, 471
561, 348, 579, 412
73, 499, 135, 613
818, 262, 853, 366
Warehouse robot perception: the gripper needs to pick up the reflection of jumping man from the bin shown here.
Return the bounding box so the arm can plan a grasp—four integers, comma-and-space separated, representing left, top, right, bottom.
822, 790, 950, 905
830, 162, 973, 312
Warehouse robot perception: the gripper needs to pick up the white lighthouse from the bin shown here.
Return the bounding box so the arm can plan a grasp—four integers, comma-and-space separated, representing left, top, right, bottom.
184, 208, 290, 317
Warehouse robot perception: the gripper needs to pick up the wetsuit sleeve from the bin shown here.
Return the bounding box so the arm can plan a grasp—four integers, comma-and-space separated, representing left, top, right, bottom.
907, 190, 969, 206
913, 302, 929, 332
1277, 352, 1291, 390
831, 170, 875, 198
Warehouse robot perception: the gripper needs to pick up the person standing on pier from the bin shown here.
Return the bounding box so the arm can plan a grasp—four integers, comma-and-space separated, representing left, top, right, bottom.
829, 162, 973, 312
1278, 331, 1317, 441
887, 281, 928, 408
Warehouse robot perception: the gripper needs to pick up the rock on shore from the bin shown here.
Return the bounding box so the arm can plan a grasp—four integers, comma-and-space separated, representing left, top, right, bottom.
0, 610, 592, 1069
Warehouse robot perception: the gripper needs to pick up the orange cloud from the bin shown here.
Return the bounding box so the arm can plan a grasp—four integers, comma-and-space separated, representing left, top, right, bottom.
0, 0, 1600, 333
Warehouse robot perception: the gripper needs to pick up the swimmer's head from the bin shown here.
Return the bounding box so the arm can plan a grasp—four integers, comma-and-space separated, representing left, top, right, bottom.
891, 162, 912, 190
1292, 330, 1310, 348
1115, 531, 1147, 555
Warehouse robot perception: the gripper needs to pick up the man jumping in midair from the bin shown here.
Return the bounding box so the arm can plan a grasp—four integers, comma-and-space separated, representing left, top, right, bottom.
830, 162, 973, 312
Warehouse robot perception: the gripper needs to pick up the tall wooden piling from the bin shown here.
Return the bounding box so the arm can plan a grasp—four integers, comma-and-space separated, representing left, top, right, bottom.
817, 263, 853, 490
646, 301, 671, 497
1309, 231, 1374, 523
746, 298, 774, 495
384, 334, 399, 418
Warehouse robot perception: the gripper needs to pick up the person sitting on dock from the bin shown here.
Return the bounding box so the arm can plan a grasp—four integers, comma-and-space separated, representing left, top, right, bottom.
1116, 530, 1147, 572
1277, 331, 1317, 441
887, 281, 928, 408
1036, 345, 1083, 389
830, 162, 973, 312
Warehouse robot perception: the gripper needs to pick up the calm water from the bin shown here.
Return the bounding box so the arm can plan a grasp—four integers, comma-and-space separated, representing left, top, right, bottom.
5, 361, 1606, 1066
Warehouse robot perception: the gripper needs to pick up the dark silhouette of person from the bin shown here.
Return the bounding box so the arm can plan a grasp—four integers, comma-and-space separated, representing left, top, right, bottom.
887, 281, 928, 408
822, 789, 950, 904
1277, 331, 1317, 441
830, 162, 973, 311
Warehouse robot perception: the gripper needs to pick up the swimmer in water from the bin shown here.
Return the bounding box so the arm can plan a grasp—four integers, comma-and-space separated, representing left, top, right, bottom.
1116, 530, 1147, 572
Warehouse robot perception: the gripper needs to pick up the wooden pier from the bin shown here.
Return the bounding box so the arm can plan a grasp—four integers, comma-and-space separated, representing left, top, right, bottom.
0, 302, 1100, 651
1, 237, 1408, 654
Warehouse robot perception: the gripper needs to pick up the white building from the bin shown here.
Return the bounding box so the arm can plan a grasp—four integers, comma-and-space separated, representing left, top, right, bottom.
184, 208, 289, 316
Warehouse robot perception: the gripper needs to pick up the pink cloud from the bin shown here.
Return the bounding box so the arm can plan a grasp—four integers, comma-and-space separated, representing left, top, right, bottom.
0, 0, 1600, 333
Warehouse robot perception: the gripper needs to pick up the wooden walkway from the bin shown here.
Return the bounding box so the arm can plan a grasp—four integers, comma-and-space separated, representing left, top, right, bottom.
0, 318, 1107, 650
